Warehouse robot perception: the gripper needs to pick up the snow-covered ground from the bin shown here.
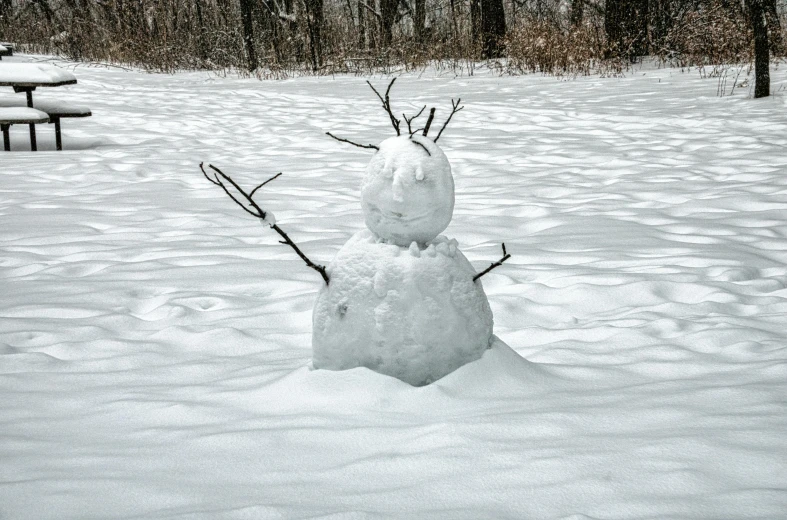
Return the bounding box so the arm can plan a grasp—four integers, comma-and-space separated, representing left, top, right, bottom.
1, 55, 787, 519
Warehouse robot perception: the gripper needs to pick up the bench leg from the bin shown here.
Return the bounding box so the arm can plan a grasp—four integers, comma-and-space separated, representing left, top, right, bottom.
54, 117, 62, 151
2, 124, 9, 152
28, 124, 37, 152
24, 90, 38, 152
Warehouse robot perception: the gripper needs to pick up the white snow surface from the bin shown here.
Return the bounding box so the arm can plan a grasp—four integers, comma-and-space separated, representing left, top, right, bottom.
2, 55, 787, 519
362, 134, 454, 245
0, 62, 76, 84
0, 106, 49, 122
312, 230, 493, 386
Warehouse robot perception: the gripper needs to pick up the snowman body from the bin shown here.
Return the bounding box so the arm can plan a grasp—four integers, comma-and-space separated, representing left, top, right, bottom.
312, 135, 494, 386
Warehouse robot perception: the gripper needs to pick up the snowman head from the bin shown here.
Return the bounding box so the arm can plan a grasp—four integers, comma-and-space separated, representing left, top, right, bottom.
361, 135, 454, 246
327, 79, 464, 246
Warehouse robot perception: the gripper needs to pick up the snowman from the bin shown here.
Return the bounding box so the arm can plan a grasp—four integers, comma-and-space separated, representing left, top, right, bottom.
201, 81, 509, 386
312, 131, 497, 386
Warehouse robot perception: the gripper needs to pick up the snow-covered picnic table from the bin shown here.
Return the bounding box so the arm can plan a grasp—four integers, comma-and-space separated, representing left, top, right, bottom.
0, 63, 78, 150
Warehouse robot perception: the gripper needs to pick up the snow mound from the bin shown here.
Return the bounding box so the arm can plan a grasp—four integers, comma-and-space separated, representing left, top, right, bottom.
361, 135, 454, 246
265, 337, 554, 415
312, 230, 493, 386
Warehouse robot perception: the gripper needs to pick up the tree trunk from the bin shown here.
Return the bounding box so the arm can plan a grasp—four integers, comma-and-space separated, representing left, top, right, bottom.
304, 0, 324, 71
194, 0, 208, 61
414, 0, 426, 44
380, 0, 397, 47
357, 0, 366, 48
470, 0, 481, 45
480, 0, 505, 58
239, 0, 257, 71
749, 0, 770, 98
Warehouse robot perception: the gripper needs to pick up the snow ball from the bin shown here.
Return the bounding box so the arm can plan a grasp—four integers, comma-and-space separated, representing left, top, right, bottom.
361, 135, 454, 247
312, 230, 494, 386
262, 211, 276, 226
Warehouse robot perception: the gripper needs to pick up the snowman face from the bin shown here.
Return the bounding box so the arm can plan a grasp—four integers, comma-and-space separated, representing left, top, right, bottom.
361, 135, 455, 247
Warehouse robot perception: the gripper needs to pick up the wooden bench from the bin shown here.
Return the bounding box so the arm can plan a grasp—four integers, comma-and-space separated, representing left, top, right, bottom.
0, 107, 49, 151
0, 98, 91, 150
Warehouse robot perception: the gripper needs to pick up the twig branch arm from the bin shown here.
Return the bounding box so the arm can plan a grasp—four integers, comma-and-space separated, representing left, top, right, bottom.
422, 107, 436, 136
367, 78, 401, 135
404, 105, 426, 135
434, 98, 463, 142
270, 223, 330, 284
326, 131, 379, 150
200, 162, 330, 285
250, 172, 282, 199
473, 243, 511, 282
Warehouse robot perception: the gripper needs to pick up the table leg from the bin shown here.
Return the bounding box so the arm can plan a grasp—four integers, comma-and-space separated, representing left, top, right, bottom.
25, 90, 37, 152
54, 117, 62, 151
2, 124, 10, 152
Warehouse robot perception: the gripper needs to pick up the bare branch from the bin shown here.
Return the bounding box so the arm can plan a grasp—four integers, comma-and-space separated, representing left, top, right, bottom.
250, 172, 282, 199
326, 131, 379, 150
403, 105, 426, 135
473, 243, 511, 282
422, 107, 436, 136
201, 163, 263, 219
366, 78, 401, 135
433, 98, 464, 142
200, 163, 330, 285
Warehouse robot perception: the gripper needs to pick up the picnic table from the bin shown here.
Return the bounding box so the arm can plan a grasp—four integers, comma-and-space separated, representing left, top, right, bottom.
0, 63, 77, 151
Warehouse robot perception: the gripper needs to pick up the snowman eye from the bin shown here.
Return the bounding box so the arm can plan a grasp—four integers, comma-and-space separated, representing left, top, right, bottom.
410, 139, 432, 157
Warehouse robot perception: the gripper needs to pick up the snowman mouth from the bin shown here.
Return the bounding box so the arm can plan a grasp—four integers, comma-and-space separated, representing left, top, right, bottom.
378, 208, 432, 222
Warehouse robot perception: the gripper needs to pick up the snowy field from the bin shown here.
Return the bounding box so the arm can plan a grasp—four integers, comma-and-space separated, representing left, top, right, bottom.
2, 54, 787, 519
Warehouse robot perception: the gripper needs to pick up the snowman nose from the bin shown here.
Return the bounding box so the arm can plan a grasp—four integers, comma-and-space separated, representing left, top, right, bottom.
391, 169, 405, 202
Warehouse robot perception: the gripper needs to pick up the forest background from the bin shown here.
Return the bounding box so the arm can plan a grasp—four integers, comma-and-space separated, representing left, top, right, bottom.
0, 1, 785, 81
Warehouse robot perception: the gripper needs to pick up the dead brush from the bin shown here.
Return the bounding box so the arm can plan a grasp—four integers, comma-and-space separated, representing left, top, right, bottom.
504, 19, 607, 77
653, 1, 752, 74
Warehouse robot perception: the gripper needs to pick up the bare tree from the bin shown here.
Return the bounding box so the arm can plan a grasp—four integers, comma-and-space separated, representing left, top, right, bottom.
414, 0, 426, 43
239, 0, 257, 71
481, 0, 506, 58
748, 0, 770, 98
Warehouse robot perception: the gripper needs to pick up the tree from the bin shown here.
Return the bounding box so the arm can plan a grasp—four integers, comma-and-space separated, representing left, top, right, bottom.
380, 0, 398, 47
239, 0, 257, 71
748, 0, 770, 98
480, 0, 505, 58
304, 0, 324, 71
414, 0, 426, 44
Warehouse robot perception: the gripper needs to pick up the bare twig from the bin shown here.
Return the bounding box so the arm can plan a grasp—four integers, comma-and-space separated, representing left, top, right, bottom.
433, 99, 463, 142
472, 243, 511, 282
326, 132, 379, 150
367, 78, 401, 135
403, 105, 426, 135
250, 172, 282, 199
200, 162, 330, 285
422, 107, 436, 136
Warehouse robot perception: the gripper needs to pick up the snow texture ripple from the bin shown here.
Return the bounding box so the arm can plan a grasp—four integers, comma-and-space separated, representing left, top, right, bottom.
1, 54, 786, 519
